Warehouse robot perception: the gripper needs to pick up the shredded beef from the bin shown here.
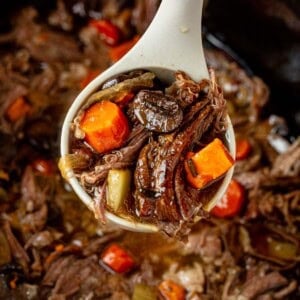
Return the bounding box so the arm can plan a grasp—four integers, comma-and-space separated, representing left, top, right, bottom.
241, 271, 288, 299
133, 73, 227, 229
79, 125, 150, 187
12, 8, 82, 63
2, 221, 30, 273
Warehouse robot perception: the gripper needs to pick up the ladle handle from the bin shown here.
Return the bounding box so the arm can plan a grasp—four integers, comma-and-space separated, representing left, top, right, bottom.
113, 0, 208, 81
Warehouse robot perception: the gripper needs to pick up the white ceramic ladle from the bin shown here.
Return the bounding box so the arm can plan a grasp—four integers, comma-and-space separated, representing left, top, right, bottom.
60, 0, 235, 232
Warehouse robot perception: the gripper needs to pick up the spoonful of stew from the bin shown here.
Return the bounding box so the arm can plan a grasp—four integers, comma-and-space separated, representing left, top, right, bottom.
59, 0, 235, 235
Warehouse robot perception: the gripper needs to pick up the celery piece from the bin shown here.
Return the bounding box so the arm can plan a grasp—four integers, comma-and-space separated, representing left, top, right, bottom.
268, 238, 297, 260
132, 284, 157, 300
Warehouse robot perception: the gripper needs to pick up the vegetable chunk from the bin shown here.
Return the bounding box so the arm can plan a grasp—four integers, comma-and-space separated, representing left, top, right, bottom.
185, 138, 234, 189
89, 19, 121, 46
79, 100, 129, 153
5, 96, 31, 122
211, 179, 245, 218
101, 244, 135, 273
107, 169, 131, 212
158, 280, 185, 300
132, 284, 157, 300
236, 138, 252, 160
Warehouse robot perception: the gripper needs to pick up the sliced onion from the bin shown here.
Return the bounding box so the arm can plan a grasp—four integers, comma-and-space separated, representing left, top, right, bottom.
84, 72, 155, 108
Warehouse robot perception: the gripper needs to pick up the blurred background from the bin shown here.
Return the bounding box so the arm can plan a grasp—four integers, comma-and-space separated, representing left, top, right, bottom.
2, 0, 300, 135
204, 0, 300, 137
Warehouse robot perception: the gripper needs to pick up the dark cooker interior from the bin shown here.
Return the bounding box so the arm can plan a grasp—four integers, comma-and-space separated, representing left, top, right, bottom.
204, 0, 300, 137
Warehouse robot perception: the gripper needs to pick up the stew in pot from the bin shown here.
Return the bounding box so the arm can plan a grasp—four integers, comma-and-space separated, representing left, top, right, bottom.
0, 1, 299, 299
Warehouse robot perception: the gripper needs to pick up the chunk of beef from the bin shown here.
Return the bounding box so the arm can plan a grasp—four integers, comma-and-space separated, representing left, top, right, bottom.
184, 225, 222, 262
271, 138, 300, 177
43, 255, 131, 299
24, 230, 63, 250
133, 90, 183, 133
80, 126, 150, 187
240, 271, 288, 299
2, 221, 30, 273
19, 166, 49, 233
134, 73, 228, 226
166, 70, 209, 108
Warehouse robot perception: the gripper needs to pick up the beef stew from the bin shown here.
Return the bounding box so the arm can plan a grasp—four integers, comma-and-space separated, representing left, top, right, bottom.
0, 1, 299, 299
61, 69, 233, 235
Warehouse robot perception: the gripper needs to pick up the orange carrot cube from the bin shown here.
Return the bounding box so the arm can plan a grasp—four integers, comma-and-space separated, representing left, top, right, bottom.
185, 138, 234, 189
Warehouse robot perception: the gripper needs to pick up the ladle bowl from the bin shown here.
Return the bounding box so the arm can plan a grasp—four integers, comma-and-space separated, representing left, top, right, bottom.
60, 0, 236, 232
